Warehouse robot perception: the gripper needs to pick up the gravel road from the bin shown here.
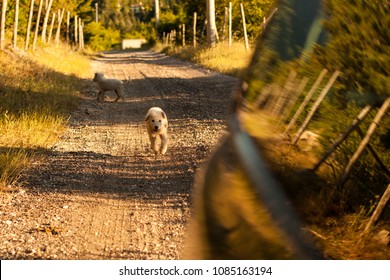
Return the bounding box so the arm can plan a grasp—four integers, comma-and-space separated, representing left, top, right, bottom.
0, 50, 238, 259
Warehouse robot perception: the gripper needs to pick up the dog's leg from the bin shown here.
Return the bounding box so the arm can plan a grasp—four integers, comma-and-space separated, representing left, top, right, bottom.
114, 89, 120, 102
97, 91, 105, 102
149, 135, 159, 155
160, 134, 168, 155
119, 86, 125, 102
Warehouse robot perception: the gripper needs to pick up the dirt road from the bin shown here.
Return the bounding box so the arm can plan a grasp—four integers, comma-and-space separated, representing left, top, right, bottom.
0, 50, 238, 259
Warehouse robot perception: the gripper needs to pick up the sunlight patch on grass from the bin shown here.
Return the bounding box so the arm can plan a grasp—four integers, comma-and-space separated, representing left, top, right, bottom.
156, 42, 253, 77
0, 44, 91, 190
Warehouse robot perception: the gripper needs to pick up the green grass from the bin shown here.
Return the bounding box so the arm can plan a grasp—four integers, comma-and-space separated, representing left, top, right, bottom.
0, 44, 92, 189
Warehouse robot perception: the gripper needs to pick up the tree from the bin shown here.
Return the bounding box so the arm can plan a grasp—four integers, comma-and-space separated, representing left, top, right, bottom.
183, 0, 275, 44
316, 0, 390, 105
206, 0, 217, 46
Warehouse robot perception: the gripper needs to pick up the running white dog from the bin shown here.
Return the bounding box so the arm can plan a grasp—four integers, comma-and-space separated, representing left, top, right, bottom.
145, 107, 169, 155
93, 72, 125, 102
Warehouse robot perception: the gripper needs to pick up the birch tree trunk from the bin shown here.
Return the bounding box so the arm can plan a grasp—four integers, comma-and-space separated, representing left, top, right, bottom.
206, 0, 218, 46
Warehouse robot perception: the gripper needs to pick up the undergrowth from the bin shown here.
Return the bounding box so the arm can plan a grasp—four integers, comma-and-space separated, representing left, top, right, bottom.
0, 44, 92, 189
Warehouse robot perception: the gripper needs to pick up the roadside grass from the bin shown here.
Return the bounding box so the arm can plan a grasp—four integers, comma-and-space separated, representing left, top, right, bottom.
154, 41, 253, 77
0, 44, 92, 190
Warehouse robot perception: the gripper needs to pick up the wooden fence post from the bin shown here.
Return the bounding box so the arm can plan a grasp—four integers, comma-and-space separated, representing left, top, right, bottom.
363, 183, 390, 235
337, 98, 390, 188
0, 0, 8, 50
282, 76, 309, 122
32, 0, 43, 51
312, 105, 372, 172
271, 70, 297, 116
25, 0, 35, 50
285, 69, 328, 134
12, 0, 19, 48
74, 15, 78, 47
355, 126, 390, 177
193, 12, 197, 47
41, 0, 53, 43
66, 11, 70, 49
182, 24, 185, 46
240, 3, 249, 50
55, 8, 65, 46
95, 2, 98, 23
47, 12, 55, 44
292, 70, 340, 145
222, 7, 228, 41
228, 2, 232, 47
78, 18, 84, 50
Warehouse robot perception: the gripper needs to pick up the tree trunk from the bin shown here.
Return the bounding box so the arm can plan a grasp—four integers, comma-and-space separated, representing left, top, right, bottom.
0, 0, 8, 50
206, 0, 218, 46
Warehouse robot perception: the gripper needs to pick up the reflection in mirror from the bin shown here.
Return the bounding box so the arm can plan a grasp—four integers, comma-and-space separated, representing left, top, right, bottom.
184, 0, 389, 260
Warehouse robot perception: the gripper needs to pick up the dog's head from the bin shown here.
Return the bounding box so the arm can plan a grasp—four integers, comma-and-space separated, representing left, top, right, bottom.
145, 109, 167, 133
93, 72, 104, 82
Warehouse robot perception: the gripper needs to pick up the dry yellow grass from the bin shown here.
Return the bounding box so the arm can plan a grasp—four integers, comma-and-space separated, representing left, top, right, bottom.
155, 41, 253, 77
0, 45, 92, 189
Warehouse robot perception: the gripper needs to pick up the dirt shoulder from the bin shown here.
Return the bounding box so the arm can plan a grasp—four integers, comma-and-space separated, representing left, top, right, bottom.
0, 50, 238, 259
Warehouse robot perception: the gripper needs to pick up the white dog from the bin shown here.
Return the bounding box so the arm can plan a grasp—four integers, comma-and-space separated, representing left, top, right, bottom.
93, 72, 125, 102
145, 107, 169, 155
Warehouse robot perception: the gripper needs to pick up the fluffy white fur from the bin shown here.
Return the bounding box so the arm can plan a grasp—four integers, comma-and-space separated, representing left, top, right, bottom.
145, 107, 169, 155
93, 72, 125, 102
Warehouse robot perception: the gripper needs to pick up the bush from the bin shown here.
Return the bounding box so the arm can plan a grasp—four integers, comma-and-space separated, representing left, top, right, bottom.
84, 22, 121, 51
